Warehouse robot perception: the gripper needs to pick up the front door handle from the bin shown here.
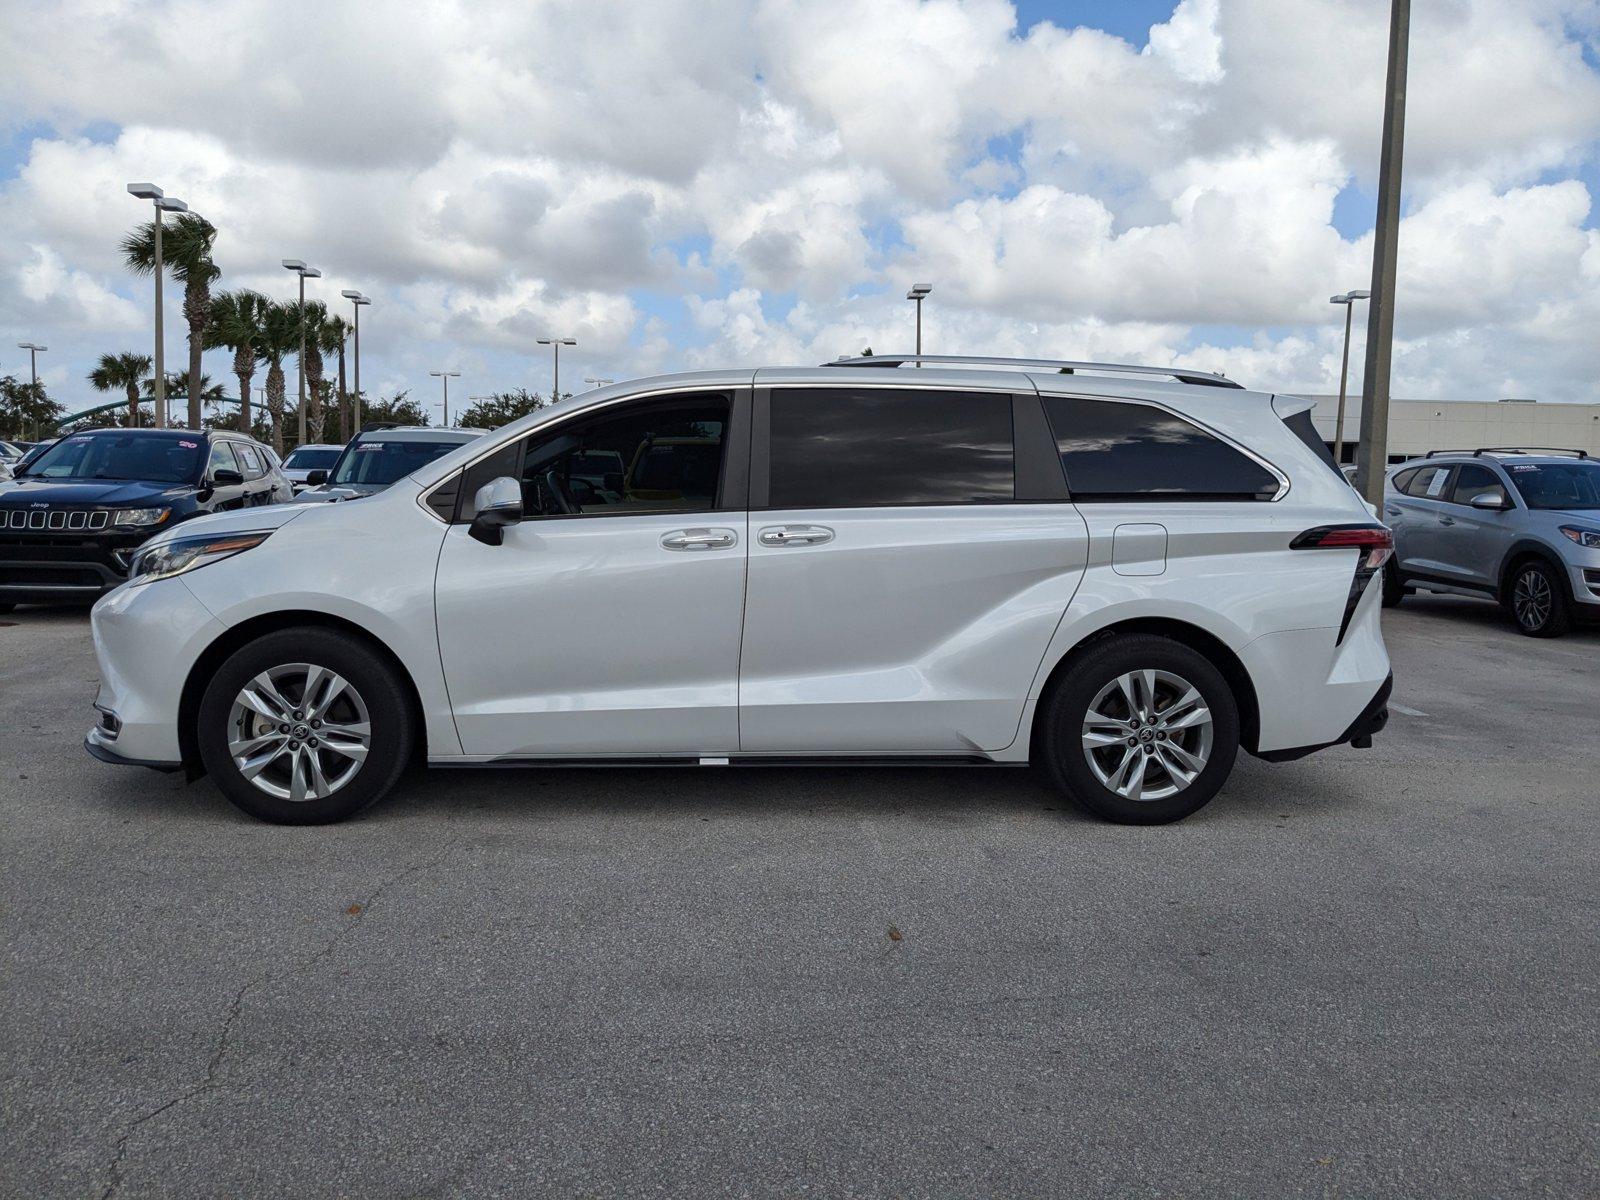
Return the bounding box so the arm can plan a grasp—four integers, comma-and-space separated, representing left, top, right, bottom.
661, 527, 737, 552
758, 524, 834, 548
1439, 515, 1456, 526
1384, 506, 1401, 517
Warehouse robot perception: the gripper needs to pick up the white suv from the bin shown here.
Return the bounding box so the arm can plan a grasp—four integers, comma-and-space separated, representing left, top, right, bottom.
84, 356, 1393, 825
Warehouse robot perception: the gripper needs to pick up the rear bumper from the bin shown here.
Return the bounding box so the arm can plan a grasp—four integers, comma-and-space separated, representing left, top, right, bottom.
1254, 674, 1392, 763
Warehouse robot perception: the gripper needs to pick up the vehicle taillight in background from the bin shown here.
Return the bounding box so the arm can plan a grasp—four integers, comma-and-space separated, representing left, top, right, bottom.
1291, 524, 1395, 642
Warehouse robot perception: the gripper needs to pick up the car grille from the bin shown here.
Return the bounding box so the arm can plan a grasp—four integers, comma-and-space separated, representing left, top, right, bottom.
1, 508, 111, 532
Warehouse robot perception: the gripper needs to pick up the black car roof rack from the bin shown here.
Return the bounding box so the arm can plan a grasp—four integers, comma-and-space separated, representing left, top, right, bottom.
823, 354, 1244, 389
1426, 447, 1590, 459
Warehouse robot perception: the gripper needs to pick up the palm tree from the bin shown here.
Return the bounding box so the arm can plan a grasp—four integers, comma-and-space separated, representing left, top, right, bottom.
289, 300, 332, 443
205, 289, 270, 434
144, 371, 227, 406
121, 212, 220, 430
87, 352, 152, 427
321, 314, 353, 441
258, 302, 300, 453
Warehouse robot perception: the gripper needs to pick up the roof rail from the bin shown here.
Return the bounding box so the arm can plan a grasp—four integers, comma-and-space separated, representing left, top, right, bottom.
1473, 446, 1589, 459
823, 354, 1244, 389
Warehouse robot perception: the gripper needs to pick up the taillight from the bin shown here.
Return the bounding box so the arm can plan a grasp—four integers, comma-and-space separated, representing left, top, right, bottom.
1291, 524, 1394, 642
1290, 524, 1394, 569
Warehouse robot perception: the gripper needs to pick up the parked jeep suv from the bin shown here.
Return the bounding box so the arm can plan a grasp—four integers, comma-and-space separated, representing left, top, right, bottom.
0, 427, 290, 608
1383, 449, 1600, 636
84, 356, 1393, 825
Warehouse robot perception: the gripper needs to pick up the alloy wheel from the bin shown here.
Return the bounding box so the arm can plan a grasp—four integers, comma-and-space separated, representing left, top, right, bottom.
1513, 568, 1552, 631
1081, 669, 1214, 802
227, 663, 372, 802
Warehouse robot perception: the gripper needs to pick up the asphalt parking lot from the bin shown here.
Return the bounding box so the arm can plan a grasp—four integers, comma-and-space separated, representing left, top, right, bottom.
2, 599, 1597, 1198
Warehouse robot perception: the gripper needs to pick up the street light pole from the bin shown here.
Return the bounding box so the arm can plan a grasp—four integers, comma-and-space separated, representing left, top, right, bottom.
127, 184, 188, 428
906, 284, 932, 360
282, 260, 321, 446
15, 342, 46, 440
1354, 0, 1410, 504
1329, 290, 1371, 464
429, 371, 461, 426
583, 377, 614, 390
537, 338, 576, 403
341, 290, 371, 433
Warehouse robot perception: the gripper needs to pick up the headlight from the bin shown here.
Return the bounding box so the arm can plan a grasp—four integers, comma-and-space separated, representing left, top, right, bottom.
128, 530, 272, 585
1559, 525, 1600, 549
113, 507, 171, 528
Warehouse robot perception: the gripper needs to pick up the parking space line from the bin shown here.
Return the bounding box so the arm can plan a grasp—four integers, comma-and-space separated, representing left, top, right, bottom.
1390, 702, 1429, 718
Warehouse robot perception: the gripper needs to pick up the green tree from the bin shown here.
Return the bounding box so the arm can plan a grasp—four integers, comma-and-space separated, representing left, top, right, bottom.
120, 212, 220, 430
258, 301, 300, 453
284, 300, 334, 443
456, 388, 549, 430
358, 390, 428, 428
144, 371, 227, 406
205, 289, 270, 434
0, 375, 64, 441
321, 314, 352, 441
87, 352, 153, 427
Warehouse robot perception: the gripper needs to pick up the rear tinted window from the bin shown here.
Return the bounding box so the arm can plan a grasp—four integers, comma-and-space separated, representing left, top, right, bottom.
1401, 465, 1453, 498
768, 389, 1013, 508
1041, 397, 1279, 501
1280, 408, 1342, 478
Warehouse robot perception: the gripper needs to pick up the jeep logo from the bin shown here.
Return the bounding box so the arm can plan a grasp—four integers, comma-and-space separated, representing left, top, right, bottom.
30, 502, 48, 509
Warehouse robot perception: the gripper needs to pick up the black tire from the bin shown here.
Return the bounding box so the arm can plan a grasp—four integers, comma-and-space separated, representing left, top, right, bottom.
1039, 634, 1240, 825
0, 602, 15, 614
1382, 558, 1406, 608
197, 628, 414, 824
1506, 559, 1572, 638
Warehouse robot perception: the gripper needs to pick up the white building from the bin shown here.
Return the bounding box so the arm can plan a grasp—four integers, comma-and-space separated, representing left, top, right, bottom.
1294, 395, 1600, 464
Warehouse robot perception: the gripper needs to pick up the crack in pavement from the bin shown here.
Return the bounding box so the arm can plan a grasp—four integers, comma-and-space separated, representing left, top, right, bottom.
97, 834, 465, 1199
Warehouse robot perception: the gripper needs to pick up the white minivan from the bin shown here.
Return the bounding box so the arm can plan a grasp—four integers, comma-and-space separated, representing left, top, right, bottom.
85, 356, 1393, 825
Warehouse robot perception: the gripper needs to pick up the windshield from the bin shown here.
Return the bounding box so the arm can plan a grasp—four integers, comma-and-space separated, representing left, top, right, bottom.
20, 432, 204, 483
1505, 460, 1600, 510
331, 439, 464, 487
283, 447, 341, 471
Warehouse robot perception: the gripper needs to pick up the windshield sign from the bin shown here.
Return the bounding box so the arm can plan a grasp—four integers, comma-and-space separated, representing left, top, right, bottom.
331, 440, 463, 487
1506, 461, 1600, 510
21, 433, 203, 484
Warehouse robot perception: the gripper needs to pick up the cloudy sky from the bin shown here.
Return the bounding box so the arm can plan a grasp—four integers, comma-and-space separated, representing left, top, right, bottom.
2, 0, 1598, 422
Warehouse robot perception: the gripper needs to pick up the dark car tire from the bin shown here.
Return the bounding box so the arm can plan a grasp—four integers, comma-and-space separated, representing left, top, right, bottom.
0, 602, 15, 614
1039, 634, 1240, 825
197, 628, 414, 824
1382, 559, 1406, 608
1506, 559, 1572, 638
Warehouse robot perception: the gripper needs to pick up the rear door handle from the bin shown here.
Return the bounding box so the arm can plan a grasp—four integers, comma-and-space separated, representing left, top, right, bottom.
757, 524, 834, 547
1384, 506, 1402, 517
661, 527, 737, 552
1439, 516, 1456, 526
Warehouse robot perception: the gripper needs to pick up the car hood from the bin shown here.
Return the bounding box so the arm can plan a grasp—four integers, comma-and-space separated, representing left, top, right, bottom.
1541, 509, 1600, 524
140, 501, 312, 549
291, 483, 382, 503
0, 477, 195, 507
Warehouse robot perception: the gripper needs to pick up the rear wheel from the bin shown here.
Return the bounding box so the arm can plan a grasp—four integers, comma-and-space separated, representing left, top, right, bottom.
1040, 634, 1240, 824
197, 628, 414, 824
1507, 559, 1571, 638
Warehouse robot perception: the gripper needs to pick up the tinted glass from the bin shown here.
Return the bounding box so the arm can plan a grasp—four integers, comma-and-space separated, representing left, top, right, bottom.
236, 445, 263, 475
23, 432, 204, 483
458, 395, 730, 520
207, 441, 240, 475
1402, 465, 1453, 499
1390, 467, 1418, 494
1042, 397, 1277, 500
332, 439, 465, 487
1450, 464, 1506, 505
769, 388, 1013, 508
283, 447, 341, 471
1505, 460, 1600, 510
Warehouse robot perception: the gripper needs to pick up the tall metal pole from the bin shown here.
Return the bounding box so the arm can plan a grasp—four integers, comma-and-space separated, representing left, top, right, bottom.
296, 272, 307, 446
153, 207, 166, 428
1335, 299, 1353, 462
352, 301, 361, 431
1354, 0, 1410, 504
443, 374, 450, 426
553, 343, 561, 404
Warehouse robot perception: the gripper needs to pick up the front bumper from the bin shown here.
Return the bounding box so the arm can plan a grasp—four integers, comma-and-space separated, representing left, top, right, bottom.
84, 732, 182, 772
0, 528, 151, 603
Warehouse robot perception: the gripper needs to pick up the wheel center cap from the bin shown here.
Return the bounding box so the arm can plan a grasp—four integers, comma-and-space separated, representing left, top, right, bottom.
292, 724, 310, 740
1140, 730, 1155, 742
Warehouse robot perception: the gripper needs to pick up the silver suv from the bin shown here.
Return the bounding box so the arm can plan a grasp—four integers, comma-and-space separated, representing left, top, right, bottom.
1383, 449, 1600, 636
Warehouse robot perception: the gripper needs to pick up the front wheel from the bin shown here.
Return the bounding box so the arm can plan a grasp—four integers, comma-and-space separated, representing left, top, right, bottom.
1039, 634, 1240, 824
197, 628, 414, 824
1507, 560, 1571, 638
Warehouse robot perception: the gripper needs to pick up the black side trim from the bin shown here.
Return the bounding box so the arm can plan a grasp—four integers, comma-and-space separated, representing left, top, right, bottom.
1252, 674, 1392, 763
437, 754, 1021, 770
1400, 567, 1497, 596
83, 736, 183, 773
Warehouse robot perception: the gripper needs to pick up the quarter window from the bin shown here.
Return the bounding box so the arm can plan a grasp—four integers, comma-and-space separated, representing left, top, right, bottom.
767, 388, 1013, 508
1041, 396, 1279, 501
1402, 465, 1453, 499
457, 394, 731, 520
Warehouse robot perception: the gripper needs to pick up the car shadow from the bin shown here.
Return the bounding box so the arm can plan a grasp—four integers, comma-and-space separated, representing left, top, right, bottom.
1389, 592, 1600, 646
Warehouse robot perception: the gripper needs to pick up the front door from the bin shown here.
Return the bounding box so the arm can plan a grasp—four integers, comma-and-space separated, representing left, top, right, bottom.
738, 385, 1089, 754
435, 390, 750, 758
1435, 463, 1514, 589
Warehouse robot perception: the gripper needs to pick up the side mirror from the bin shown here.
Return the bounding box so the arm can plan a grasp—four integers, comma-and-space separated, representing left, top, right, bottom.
468, 476, 523, 545
212, 468, 245, 486
1470, 491, 1510, 511
304, 469, 328, 486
